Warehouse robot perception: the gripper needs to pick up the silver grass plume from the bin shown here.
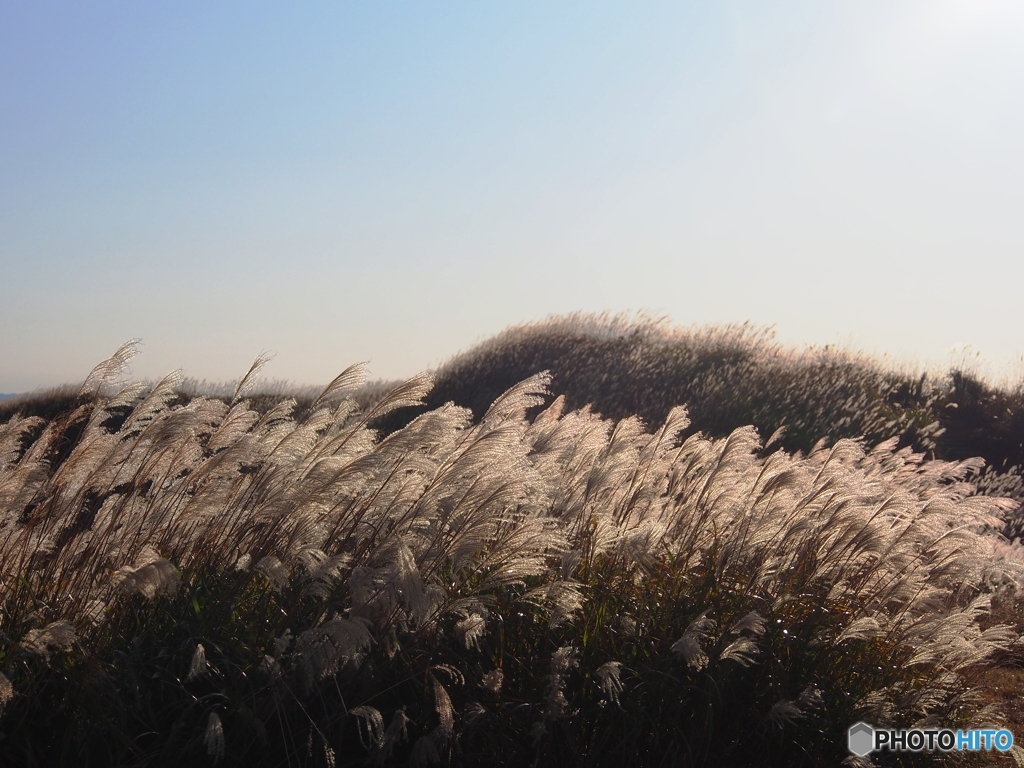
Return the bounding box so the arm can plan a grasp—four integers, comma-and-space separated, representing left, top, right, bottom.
255, 556, 289, 592
521, 580, 585, 628
294, 616, 372, 687
298, 550, 352, 601
118, 371, 184, 437
799, 685, 824, 710
463, 701, 487, 730
836, 616, 886, 644
546, 645, 578, 718
349, 705, 385, 752
617, 615, 638, 636
274, 630, 293, 656
765, 699, 804, 729
718, 637, 760, 667
360, 372, 434, 423
0, 415, 44, 471
204, 712, 225, 764
79, 340, 139, 398
19, 620, 77, 661
455, 613, 487, 650
389, 538, 432, 627
481, 668, 503, 694
729, 611, 766, 637
480, 372, 551, 426
671, 613, 717, 671
309, 362, 367, 412
320, 733, 336, 768
0, 421, 56, 528
257, 654, 282, 681
430, 670, 456, 738
187, 643, 208, 681
231, 352, 273, 405
113, 557, 181, 600
595, 661, 624, 705
207, 403, 260, 453
0, 672, 12, 712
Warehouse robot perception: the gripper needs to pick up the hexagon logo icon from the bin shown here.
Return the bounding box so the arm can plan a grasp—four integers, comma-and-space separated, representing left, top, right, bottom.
848, 722, 875, 756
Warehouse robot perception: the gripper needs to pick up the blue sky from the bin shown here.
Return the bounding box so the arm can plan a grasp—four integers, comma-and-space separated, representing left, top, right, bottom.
2, 1, 1022, 391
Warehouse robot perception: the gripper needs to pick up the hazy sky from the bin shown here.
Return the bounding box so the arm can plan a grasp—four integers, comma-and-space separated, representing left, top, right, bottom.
2, 1, 1022, 392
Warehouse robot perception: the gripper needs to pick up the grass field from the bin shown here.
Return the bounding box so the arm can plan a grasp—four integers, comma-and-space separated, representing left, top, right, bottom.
2, 316, 1024, 767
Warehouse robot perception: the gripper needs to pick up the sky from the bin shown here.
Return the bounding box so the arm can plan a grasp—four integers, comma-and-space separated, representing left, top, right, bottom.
1, 0, 1022, 392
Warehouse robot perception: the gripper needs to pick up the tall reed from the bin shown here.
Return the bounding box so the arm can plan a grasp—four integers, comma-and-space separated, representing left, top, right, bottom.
1, 342, 1021, 766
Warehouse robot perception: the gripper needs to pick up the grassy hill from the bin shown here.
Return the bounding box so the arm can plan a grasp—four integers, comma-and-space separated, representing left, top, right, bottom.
385, 314, 1024, 519
421, 315, 1022, 460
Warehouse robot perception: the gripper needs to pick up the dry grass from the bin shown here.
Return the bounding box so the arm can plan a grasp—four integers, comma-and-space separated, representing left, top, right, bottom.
1, 337, 1023, 766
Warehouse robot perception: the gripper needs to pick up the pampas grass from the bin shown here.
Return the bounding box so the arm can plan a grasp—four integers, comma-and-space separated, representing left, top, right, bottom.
1, 338, 1022, 766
